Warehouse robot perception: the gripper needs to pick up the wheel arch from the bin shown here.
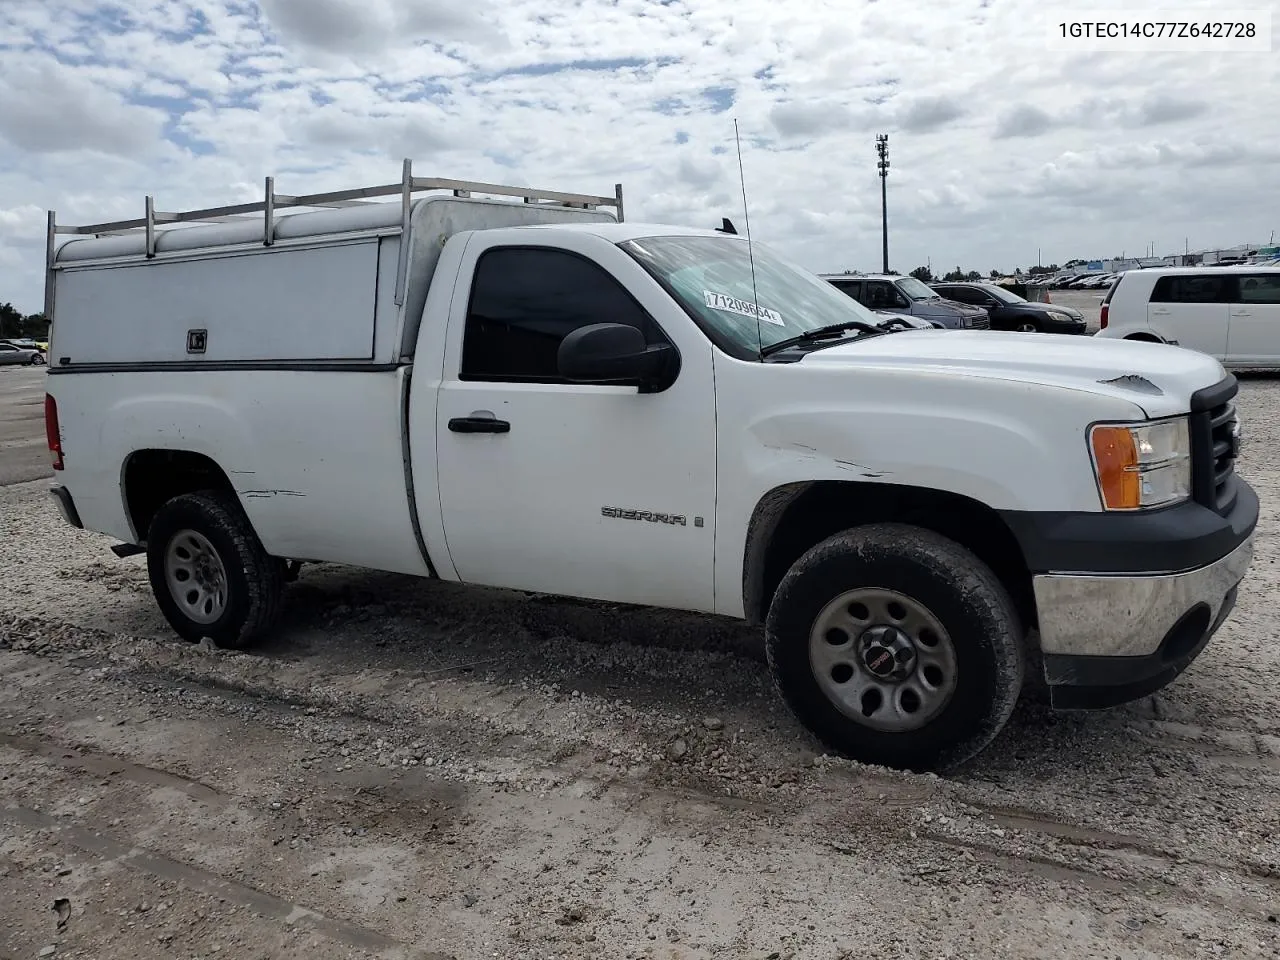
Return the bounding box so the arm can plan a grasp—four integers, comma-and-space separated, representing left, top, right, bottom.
122, 449, 237, 543
742, 480, 1035, 631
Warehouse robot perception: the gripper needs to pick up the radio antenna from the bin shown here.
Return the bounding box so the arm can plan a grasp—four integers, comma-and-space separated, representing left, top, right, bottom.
734, 118, 763, 360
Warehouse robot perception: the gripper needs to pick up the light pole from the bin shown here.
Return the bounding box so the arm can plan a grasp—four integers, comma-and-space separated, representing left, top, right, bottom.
876, 134, 890, 273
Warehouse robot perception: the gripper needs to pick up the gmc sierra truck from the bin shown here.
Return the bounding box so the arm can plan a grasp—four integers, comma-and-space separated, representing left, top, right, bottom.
41, 161, 1258, 771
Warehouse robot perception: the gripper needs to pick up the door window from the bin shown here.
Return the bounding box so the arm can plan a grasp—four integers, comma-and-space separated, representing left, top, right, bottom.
1236, 275, 1280, 304
941, 287, 979, 304
1150, 275, 1231, 304
460, 247, 664, 382
864, 281, 903, 309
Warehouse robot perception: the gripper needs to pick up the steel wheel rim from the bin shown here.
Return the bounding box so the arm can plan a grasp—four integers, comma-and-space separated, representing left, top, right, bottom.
164, 529, 228, 625
809, 587, 959, 733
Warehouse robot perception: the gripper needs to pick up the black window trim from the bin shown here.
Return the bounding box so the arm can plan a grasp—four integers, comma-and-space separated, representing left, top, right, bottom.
457, 243, 682, 386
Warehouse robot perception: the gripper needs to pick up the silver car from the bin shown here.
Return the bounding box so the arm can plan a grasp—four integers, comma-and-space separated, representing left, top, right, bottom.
0, 341, 45, 365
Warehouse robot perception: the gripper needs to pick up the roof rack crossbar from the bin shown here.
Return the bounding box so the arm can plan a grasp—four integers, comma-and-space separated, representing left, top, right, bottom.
52, 161, 625, 241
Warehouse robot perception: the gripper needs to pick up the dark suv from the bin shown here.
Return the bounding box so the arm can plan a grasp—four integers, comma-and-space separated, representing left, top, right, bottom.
821, 274, 990, 330
930, 282, 1087, 334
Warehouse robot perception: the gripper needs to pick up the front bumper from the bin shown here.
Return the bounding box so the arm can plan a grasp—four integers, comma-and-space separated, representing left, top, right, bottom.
1035, 531, 1253, 708
1044, 318, 1088, 335
1002, 476, 1259, 709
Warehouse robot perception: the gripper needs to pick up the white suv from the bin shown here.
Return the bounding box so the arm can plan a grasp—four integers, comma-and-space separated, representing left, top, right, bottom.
1096, 266, 1280, 369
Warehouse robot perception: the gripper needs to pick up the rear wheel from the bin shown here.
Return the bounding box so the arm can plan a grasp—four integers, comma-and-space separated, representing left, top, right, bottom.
765, 523, 1024, 772
146, 490, 285, 648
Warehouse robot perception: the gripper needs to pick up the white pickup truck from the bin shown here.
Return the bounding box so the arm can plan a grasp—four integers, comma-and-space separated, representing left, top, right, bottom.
41, 162, 1258, 771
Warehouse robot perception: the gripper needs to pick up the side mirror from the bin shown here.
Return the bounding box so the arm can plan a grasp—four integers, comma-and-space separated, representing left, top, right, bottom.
557, 323, 677, 391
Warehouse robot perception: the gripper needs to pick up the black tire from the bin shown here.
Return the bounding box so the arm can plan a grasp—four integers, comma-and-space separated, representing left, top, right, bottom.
765, 523, 1024, 773
146, 490, 285, 648
1014, 318, 1042, 333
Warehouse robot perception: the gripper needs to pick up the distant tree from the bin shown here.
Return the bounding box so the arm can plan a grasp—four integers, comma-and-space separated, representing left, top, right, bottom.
1014, 267, 1024, 277
942, 267, 966, 282
23, 313, 49, 338
989, 269, 1001, 279
0, 302, 22, 338
965, 270, 982, 281
910, 265, 933, 282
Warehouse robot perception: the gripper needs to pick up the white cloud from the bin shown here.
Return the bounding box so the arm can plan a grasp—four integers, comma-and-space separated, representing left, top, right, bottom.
0, 52, 166, 155
258, 0, 502, 56
0, 0, 1277, 310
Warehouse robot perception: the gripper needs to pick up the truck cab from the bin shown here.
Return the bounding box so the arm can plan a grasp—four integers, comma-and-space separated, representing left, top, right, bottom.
42, 162, 1259, 772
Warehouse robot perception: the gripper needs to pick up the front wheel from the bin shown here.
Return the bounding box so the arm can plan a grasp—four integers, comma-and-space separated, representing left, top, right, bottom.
1015, 319, 1041, 333
146, 490, 286, 648
765, 523, 1024, 772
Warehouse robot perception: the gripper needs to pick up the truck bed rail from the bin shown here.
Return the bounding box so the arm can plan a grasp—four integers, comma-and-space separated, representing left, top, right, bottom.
44, 159, 624, 318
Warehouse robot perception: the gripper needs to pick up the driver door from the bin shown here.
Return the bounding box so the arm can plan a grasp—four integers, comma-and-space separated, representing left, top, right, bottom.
430, 235, 719, 613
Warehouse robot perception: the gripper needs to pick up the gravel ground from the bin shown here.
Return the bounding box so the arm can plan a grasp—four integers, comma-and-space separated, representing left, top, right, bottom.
2, 377, 1280, 959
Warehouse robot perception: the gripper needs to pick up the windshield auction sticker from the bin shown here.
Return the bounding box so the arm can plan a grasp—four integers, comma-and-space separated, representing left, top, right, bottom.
703, 290, 785, 326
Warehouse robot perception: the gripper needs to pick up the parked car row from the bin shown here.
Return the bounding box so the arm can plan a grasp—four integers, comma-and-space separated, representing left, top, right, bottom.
820, 274, 989, 330
1095, 265, 1280, 370
1045, 273, 1119, 290
822, 274, 1086, 334
819, 261, 1280, 364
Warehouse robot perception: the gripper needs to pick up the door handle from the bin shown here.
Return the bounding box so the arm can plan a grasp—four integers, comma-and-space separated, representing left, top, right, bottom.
1150, 308, 1171, 315
1232, 311, 1252, 317
448, 416, 510, 434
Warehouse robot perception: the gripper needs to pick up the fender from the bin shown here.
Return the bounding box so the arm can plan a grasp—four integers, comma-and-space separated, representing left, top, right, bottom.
108, 393, 257, 539
710, 372, 1146, 620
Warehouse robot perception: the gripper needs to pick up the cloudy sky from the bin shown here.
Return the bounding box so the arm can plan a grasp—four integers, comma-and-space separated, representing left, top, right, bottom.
0, 0, 1277, 313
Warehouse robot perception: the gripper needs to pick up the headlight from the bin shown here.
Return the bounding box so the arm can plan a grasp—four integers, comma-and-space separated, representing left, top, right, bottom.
1089, 417, 1191, 510
1047, 312, 1074, 323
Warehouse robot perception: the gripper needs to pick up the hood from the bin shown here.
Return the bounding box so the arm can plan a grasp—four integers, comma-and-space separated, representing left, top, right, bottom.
798, 330, 1224, 418
918, 297, 985, 317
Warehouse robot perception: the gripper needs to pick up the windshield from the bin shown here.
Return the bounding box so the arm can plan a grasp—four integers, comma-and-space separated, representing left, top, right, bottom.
621, 235, 884, 355
986, 285, 1026, 304
895, 277, 939, 301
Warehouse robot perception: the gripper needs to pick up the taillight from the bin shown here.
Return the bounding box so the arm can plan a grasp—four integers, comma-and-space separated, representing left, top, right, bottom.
45, 394, 64, 470
1099, 304, 1109, 329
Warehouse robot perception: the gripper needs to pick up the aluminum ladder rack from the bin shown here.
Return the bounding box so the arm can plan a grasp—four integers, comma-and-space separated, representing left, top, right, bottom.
44, 158, 624, 317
